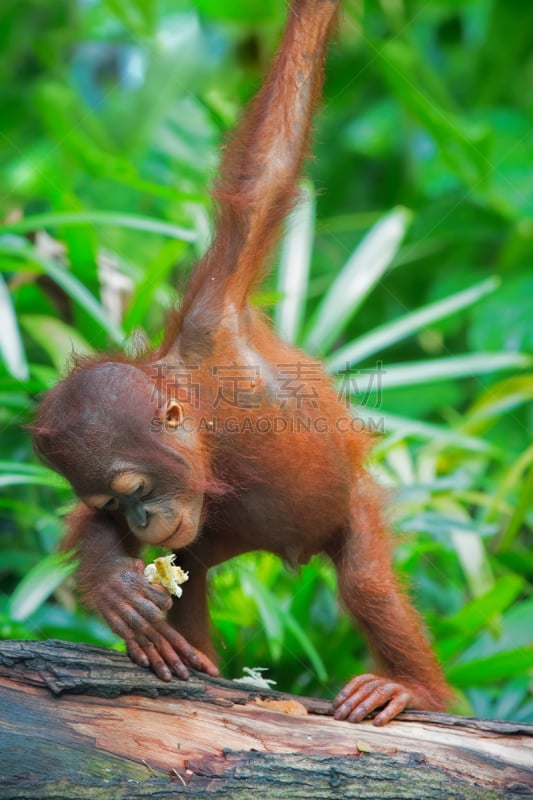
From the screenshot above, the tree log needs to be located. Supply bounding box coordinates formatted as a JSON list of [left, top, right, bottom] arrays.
[[0, 640, 532, 799]]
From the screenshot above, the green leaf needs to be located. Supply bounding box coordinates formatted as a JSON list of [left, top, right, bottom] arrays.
[[447, 646, 533, 687], [374, 39, 492, 190], [122, 239, 187, 332], [8, 553, 76, 622], [439, 575, 524, 662], [0, 240, 123, 344], [240, 571, 284, 660], [20, 315, 94, 372], [0, 273, 29, 380], [305, 208, 411, 355], [1, 212, 197, 243], [191, 0, 279, 22], [30, 364, 61, 390], [470, 275, 533, 353], [450, 528, 494, 598], [240, 569, 327, 679], [466, 375, 533, 429], [275, 181, 315, 344], [102, 0, 156, 35], [327, 277, 499, 372], [490, 444, 533, 552], [284, 611, 327, 682], [357, 352, 532, 390], [359, 410, 495, 454], [0, 462, 69, 490]]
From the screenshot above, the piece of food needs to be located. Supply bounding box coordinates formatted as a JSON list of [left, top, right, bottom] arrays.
[[144, 554, 189, 597], [233, 667, 277, 689]]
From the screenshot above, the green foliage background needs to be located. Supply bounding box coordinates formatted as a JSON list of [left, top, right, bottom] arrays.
[[0, 0, 532, 721]]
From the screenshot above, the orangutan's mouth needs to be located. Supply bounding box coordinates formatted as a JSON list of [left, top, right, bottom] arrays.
[[160, 517, 182, 548]]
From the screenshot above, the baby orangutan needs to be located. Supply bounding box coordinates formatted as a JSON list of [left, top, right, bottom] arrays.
[[32, 0, 450, 725]]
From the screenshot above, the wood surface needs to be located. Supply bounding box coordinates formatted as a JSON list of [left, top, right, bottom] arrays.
[[0, 639, 532, 799]]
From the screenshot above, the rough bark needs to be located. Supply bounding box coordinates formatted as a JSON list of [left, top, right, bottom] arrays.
[[0, 639, 532, 799]]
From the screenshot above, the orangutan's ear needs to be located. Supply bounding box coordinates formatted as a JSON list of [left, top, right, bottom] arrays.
[[160, 399, 184, 429]]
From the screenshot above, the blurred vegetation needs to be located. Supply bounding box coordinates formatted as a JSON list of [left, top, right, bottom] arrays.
[[1, 0, 532, 722]]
